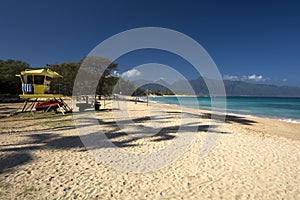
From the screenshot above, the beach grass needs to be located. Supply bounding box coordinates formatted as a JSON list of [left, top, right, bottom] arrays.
[[31, 117, 74, 128], [13, 112, 67, 119]]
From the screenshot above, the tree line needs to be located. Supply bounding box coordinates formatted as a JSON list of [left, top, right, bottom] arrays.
[[0, 59, 30, 96], [0, 57, 145, 99]]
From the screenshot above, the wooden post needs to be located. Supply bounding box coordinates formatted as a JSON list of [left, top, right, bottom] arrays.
[[85, 95, 88, 104], [22, 99, 28, 112], [104, 97, 106, 108], [147, 89, 149, 106]]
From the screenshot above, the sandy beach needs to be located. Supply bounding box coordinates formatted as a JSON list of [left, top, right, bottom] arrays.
[[0, 99, 300, 199]]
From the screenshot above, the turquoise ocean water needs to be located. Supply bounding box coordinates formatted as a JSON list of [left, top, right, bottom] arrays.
[[149, 96, 300, 124]]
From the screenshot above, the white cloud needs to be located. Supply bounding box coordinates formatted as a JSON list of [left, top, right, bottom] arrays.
[[223, 74, 268, 82], [248, 74, 264, 81], [223, 75, 239, 81], [112, 70, 120, 77], [121, 69, 141, 78]]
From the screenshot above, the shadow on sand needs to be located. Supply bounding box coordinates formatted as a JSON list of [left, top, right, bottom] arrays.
[[0, 152, 32, 173], [0, 109, 256, 173]]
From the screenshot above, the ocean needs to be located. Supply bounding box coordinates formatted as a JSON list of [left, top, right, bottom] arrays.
[[149, 96, 300, 124]]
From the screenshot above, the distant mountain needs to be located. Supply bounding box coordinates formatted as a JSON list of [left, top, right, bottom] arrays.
[[223, 80, 300, 97], [133, 79, 172, 91], [132, 77, 300, 97]]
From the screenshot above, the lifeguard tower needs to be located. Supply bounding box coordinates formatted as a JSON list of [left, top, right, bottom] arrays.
[[16, 68, 72, 113]]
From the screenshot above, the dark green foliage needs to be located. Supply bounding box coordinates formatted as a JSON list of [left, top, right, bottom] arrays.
[[50, 62, 81, 95], [0, 57, 140, 98], [49, 56, 119, 96], [0, 59, 30, 95], [146, 88, 175, 96], [133, 87, 146, 96], [64, 56, 119, 96]]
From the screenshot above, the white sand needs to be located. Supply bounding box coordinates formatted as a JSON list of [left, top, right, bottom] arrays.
[[0, 101, 300, 199]]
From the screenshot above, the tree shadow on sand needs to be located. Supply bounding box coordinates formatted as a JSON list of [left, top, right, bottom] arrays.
[[0, 109, 238, 173], [167, 111, 257, 126], [201, 113, 257, 125], [0, 152, 32, 173]]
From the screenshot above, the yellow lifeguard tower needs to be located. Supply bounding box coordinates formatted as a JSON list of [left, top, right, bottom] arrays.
[[16, 68, 72, 113]]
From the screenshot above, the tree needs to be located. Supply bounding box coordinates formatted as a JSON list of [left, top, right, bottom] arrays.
[[50, 56, 119, 96], [0, 59, 30, 95], [0, 56, 130, 98], [50, 62, 80, 95], [114, 78, 145, 96]]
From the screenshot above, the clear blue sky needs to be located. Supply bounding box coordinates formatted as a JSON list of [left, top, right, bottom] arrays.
[[1, 0, 300, 86]]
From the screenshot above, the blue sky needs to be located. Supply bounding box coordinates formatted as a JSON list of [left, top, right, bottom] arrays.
[[1, 0, 300, 86]]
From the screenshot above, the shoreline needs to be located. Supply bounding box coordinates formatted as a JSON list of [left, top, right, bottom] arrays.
[[148, 101, 300, 141], [148, 96, 300, 125], [128, 96, 300, 141]]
